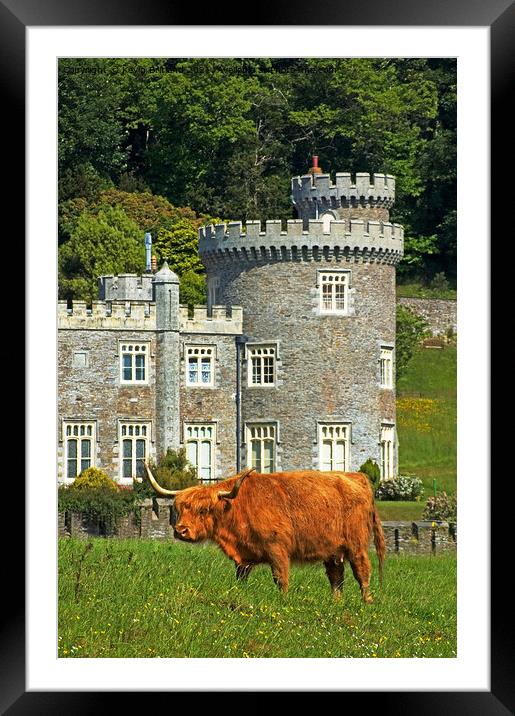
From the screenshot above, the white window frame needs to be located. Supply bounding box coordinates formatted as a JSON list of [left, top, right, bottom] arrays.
[[184, 423, 216, 482], [119, 421, 151, 483], [185, 345, 215, 387], [119, 341, 150, 385], [247, 344, 276, 387], [380, 424, 395, 480], [63, 421, 96, 482], [318, 423, 350, 472], [318, 271, 350, 315], [380, 346, 394, 389], [245, 423, 277, 473]]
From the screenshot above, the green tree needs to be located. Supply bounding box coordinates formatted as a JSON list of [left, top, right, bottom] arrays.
[[59, 206, 145, 302], [59, 60, 129, 179], [396, 305, 429, 379], [58, 57, 456, 283], [179, 270, 207, 307], [152, 218, 205, 275]]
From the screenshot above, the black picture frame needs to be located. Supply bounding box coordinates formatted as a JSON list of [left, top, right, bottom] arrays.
[[8, 0, 511, 712]]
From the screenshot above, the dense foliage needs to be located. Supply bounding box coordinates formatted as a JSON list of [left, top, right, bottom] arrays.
[[395, 306, 430, 379], [59, 450, 200, 527], [67, 467, 119, 492], [58, 467, 138, 531], [132, 448, 200, 501], [58, 57, 456, 303], [58, 486, 140, 532], [359, 458, 381, 490], [375, 475, 424, 502], [422, 492, 457, 524]]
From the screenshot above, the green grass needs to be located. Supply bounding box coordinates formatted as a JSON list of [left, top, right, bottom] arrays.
[[396, 345, 456, 495], [376, 501, 426, 521], [396, 283, 457, 301], [59, 538, 457, 659]]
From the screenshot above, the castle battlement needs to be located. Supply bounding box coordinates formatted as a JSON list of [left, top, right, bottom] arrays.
[[99, 273, 154, 302], [199, 218, 404, 265], [179, 305, 243, 334], [58, 300, 157, 329], [291, 172, 396, 209], [58, 300, 244, 335]]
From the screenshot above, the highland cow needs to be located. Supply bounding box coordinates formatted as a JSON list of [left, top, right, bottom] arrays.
[[145, 464, 385, 602]]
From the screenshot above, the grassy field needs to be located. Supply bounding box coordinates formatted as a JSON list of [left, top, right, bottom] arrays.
[[396, 282, 457, 301], [396, 344, 457, 496], [59, 538, 456, 659], [375, 501, 425, 521]]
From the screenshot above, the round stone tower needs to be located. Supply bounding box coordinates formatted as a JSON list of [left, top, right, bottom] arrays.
[[198, 160, 404, 478]]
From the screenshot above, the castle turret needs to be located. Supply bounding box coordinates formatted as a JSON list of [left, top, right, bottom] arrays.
[[198, 163, 402, 478], [153, 262, 181, 456], [292, 156, 395, 228]]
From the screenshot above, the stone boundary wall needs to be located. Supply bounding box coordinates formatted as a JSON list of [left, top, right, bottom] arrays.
[[397, 297, 457, 336], [58, 504, 456, 555]]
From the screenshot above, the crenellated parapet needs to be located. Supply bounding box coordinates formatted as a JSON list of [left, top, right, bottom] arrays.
[[58, 300, 157, 330], [199, 218, 404, 267], [291, 172, 396, 217], [98, 273, 154, 302], [179, 305, 243, 334]]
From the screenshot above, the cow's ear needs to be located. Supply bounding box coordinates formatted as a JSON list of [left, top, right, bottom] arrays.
[[218, 496, 232, 511]]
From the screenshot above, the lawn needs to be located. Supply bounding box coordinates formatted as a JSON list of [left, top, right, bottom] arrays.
[[376, 501, 425, 521], [59, 538, 457, 659], [396, 282, 457, 301], [396, 344, 457, 496]]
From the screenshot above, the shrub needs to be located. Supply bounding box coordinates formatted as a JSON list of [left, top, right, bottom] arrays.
[[359, 458, 381, 490], [422, 492, 457, 524], [375, 475, 424, 501], [58, 485, 139, 532], [136, 447, 199, 499], [396, 305, 430, 379], [69, 467, 119, 492], [430, 272, 450, 294]]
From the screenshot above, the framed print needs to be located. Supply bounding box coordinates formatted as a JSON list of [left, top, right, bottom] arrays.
[[6, 0, 512, 711]]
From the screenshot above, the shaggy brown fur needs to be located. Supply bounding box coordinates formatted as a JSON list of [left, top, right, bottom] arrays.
[[163, 470, 385, 601]]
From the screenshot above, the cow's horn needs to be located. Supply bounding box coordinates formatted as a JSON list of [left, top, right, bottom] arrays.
[[217, 467, 255, 500], [144, 462, 182, 497]]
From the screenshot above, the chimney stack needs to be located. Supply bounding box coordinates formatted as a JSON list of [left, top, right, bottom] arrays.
[[145, 233, 152, 273], [308, 155, 323, 176]]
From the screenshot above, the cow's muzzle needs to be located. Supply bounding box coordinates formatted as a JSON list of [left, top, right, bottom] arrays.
[[174, 527, 193, 542]]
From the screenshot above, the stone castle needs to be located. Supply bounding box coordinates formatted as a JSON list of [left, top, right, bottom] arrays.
[[58, 159, 404, 485]]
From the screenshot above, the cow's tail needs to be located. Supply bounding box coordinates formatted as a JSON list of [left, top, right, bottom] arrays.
[[372, 504, 386, 586]]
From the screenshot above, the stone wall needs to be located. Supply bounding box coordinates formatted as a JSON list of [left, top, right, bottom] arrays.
[[58, 302, 245, 482], [58, 505, 456, 555], [397, 297, 457, 336], [215, 258, 398, 473], [58, 329, 158, 481], [179, 332, 239, 478]]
